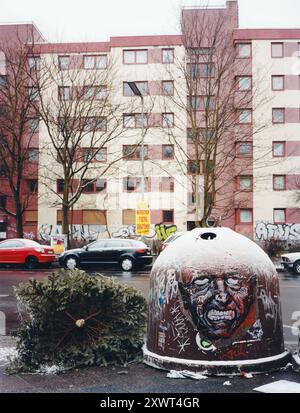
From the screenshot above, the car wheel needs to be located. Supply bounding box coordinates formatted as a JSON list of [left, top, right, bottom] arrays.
[[64, 256, 78, 270], [25, 256, 38, 270], [293, 260, 300, 275], [120, 257, 133, 271]]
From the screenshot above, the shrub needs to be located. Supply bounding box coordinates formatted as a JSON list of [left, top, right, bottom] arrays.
[[261, 237, 285, 257], [9, 269, 147, 373]]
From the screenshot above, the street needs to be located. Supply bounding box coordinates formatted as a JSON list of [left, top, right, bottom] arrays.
[[0, 265, 299, 350], [0, 265, 300, 394]]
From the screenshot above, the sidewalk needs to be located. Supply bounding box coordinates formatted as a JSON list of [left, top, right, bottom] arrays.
[[0, 336, 299, 393]]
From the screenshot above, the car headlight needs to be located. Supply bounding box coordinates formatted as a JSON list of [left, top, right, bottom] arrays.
[[34, 248, 45, 253]]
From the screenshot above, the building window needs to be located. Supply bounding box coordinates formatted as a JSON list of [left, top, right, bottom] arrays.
[[28, 87, 38, 101], [123, 113, 147, 128], [236, 142, 252, 156], [238, 209, 253, 224], [84, 55, 107, 69], [58, 56, 70, 70], [271, 43, 283, 58], [161, 177, 174, 192], [82, 210, 106, 225], [162, 80, 174, 96], [82, 180, 95, 193], [82, 116, 106, 132], [0, 75, 7, 87], [187, 128, 200, 141], [28, 56, 40, 70], [162, 113, 174, 128], [123, 145, 148, 160], [84, 85, 107, 100], [162, 145, 174, 159], [0, 165, 6, 178], [124, 177, 141, 192], [162, 210, 174, 223], [95, 178, 107, 192], [272, 108, 285, 124], [272, 75, 284, 90], [0, 195, 6, 209], [123, 50, 147, 64], [95, 148, 107, 162], [187, 160, 200, 175], [237, 43, 251, 58], [273, 141, 285, 157], [274, 208, 286, 224], [25, 210, 38, 224], [273, 175, 286, 190], [57, 179, 64, 193], [27, 179, 38, 193], [59, 86, 70, 101], [190, 96, 215, 111], [239, 109, 252, 124], [122, 209, 135, 225], [162, 48, 174, 64], [123, 81, 148, 96], [237, 76, 252, 91], [28, 149, 39, 162], [28, 118, 39, 133], [239, 176, 252, 191]]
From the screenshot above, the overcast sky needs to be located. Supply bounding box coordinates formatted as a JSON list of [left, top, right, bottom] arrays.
[[1, 0, 300, 43]]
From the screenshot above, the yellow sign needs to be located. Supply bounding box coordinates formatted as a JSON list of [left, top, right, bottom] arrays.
[[136, 209, 150, 235]]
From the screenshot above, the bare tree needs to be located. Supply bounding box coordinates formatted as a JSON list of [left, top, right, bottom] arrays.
[[160, 5, 270, 228], [34, 50, 153, 245], [0, 28, 40, 237]]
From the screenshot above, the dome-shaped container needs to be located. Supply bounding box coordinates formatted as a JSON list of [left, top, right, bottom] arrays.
[[144, 228, 290, 375]]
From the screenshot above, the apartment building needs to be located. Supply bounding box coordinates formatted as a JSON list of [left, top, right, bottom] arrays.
[[0, 1, 300, 243]]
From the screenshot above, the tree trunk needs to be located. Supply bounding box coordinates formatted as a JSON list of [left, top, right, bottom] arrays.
[[16, 214, 23, 238], [62, 204, 69, 248]]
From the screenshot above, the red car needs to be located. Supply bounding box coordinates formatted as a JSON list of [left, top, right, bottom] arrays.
[[0, 238, 56, 269]]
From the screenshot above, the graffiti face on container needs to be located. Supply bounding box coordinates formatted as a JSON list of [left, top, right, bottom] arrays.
[[178, 267, 255, 340]]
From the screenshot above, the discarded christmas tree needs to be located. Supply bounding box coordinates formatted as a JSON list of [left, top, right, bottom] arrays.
[[9, 269, 147, 373]]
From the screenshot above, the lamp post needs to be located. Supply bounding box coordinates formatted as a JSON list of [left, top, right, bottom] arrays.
[[126, 82, 145, 202]]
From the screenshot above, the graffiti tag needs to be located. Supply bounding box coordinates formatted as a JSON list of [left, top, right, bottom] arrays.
[[258, 289, 279, 329], [112, 224, 155, 239], [39, 224, 106, 242], [155, 223, 177, 241], [255, 222, 300, 241]]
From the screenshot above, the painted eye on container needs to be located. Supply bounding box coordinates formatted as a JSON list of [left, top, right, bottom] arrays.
[[193, 278, 210, 287], [227, 277, 240, 287]]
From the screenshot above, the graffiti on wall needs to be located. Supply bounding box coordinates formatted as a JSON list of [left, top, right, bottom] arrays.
[[39, 224, 106, 242], [112, 224, 156, 239], [255, 222, 300, 241], [155, 223, 177, 241]]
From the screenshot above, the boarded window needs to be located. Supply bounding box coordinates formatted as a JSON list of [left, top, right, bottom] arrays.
[[82, 210, 106, 225], [122, 209, 136, 225], [25, 210, 38, 223]]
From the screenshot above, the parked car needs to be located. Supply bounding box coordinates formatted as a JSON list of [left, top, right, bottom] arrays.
[[0, 238, 56, 269], [160, 232, 186, 252], [58, 238, 153, 271], [281, 252, 300, 274]]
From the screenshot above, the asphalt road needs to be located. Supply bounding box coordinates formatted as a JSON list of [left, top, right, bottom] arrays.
[[0, 265, 299, 350]]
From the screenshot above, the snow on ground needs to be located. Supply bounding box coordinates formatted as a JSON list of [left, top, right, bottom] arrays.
[[167, 370, 208, 379], [0, 347, 17, 365], [254, 380, 300, 393]]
